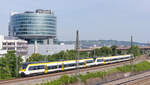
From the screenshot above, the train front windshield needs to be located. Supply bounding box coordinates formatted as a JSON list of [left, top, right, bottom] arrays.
[[21, 63, 28, 69]]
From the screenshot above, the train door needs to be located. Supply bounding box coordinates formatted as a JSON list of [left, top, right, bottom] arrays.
[[62, 62, 64, 71], [44, 65, 48, 74], [84, 60, 87, 68], [118, 58, 120, 62], [111, 59, 112, 63], [103, 58, 105, 64]]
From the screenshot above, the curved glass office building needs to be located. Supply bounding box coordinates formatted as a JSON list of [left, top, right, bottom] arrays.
[[9, 9, 56, 44]]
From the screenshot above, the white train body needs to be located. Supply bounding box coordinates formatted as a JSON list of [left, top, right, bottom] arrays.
[[19, 55, 133, 77]]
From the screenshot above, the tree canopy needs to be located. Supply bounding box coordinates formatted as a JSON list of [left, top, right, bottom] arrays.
[[0, 51, 23, 79], [127, 45, 141, 57]]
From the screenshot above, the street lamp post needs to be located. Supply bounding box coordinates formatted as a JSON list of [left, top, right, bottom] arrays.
[[16, 53, 18, 77], [75, 30, 80, 76], [130, 36, 134, 72]]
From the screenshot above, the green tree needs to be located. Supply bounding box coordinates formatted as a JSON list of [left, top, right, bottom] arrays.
[[95, 48, 101, 56], [0, 50, 23, 79], [67, 50, 77, 59], [4, 51, 23, 77], [90, 46, 113, 57], [128, 46, 141, 57], [80, 52, 88, 58], [27, 53, 47, 62], [111, 45, 118, 56], [100, 46, 112, 56], [0, 57, 11, 79], [48, 50, 77, 61]]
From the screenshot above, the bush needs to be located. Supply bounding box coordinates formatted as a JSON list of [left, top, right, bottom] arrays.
[[79, 71, 107, 83], [133, 61, 150, 72], [69, 76, 78, 83], [117, 65, 131, 72], [41, 75, 78, 85], [117, 61, 150, 72]]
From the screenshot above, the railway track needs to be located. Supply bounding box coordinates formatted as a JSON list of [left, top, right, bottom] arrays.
[[120, 74, 150, 85], [101, 69, 150, 85], [130, 76, 150, 85], [0, 55, 146, 85]]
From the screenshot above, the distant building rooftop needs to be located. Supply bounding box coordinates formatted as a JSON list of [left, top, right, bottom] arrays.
[[11, 9, 53, 16], [4, 36, 20, 40], [24, 9, 52, 14], [79, 46, 150, 52]]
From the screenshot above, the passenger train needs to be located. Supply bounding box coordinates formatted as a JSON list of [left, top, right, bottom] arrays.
[[19, 55, 133, 77]]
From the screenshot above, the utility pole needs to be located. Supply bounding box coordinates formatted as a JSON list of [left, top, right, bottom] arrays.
[[130, 35, 134, 72], [16, 55, 18, 77], [93, 45, 96, 57], [94, 49, 95, 57], [76, 30, 80, 76], [46, 50, 50, 62], [34, 40, 38, 54]]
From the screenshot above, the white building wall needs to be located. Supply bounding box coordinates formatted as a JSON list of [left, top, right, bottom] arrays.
[[28, 44, 75, 56], [0, 35, 4, 49], [0, 50, 7, 57]]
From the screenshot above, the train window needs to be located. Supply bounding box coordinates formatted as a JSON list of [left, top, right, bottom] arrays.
[[64, 64, 70, 67], [64, 63, 76, 67], [28, 65, 44, 70], [79, 62, 84, 65], [71, 63, 76, 66], [48, 66, 50, 69], [59, 65, 62, 68], [70, 63, 76, 66], [37, 65, 44, 69], [52, 66, 57, 69], [28, 66, 36, 70], [125, 57, 129, 59], [97, 59, 103, 62], [64, 64, 68, 67], [48, 65, 57, 70], [86, 60, 93, 63], [120, 57, 127, 60], [21, 63, 28, 69], [105, 59, 110, 62], [112, 58, 118, 61]]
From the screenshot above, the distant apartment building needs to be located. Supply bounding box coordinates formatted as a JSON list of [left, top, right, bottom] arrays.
[[9, 9, 57, 44], [28, 44, 75, 56], [0, 35, 28, 56]]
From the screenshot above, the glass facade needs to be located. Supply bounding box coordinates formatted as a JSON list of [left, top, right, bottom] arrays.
[[9, 10, 56, 44]]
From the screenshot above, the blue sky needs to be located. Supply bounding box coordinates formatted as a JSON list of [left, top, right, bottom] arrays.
[[0, 0, 150, 42]]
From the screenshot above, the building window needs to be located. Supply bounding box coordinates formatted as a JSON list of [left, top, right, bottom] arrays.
[[7, 43, 15, 45], [3, 43, 6, 45], [3, 47, 6, 50], [8, 43, 11, 45], [8, 48, 15, 50]]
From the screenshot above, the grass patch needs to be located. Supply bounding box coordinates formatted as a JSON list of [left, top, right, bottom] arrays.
[[40, 75, 77, 85], [116, 61, 150, 72], [106, 68, 119, 74], [79, 71, 107, 83]]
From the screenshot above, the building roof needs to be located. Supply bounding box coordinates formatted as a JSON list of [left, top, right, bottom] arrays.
[[4, 36, 19, 40], [11, 9, 54, 16]]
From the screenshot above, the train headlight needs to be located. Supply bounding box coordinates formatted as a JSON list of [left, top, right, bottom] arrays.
[[19, 69, 25, 74]]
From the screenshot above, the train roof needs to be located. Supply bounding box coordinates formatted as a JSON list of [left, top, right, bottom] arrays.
[[96, 55, 131, 59], [23, 55, 131, 66], [23, 61, 50, 64], [24, 58, 94, 66]]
